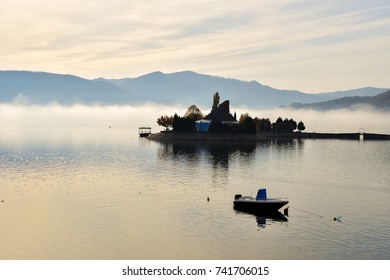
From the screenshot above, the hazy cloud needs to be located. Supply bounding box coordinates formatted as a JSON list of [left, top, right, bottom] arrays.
[[0, 103, 182, 127], [1, 104, 389, 134], [1, 0, 389, 92]]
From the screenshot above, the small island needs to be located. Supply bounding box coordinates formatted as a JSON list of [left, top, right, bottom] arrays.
[[148, 92, 390, 141]]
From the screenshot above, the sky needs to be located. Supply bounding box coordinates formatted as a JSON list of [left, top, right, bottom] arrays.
[[1, 0, 389, 93]]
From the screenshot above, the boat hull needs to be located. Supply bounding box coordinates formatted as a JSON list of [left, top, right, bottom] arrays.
[[233, 199, 288, 214]]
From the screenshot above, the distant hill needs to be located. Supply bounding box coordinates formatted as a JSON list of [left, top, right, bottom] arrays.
[[100, 71, 319, 108], [0, 71, 134, 104], [319, 87, 389, 99], [0, 70, 388, 108], [291, 90, 390, 111], [99, 71, 388, 108]]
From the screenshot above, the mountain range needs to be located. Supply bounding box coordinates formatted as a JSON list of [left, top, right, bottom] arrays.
[[291, 90, 390, 111], [0, 70, 388, 110]]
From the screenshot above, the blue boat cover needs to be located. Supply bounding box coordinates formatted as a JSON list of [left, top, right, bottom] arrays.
[[256, 188, 267, 200]]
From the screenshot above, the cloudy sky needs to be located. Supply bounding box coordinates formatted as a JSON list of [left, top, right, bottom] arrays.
[[1, 0, 389, 92]]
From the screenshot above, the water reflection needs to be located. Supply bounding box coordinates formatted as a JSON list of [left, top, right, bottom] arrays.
[[269, 138, 304, 149], [234, 208, 288, 229], [156, 141, 257, 169], [156, 142, 202, 169], [2, 123, 390, 259]]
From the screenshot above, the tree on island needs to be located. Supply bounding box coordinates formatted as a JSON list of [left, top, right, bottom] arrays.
[[287, 118, 297, 132], [254, 118, 272, 132], [239, 113, 249, 123], [172, 113, 196, 132], [239, 113, 256, 134], [272, 117, 297, 132], [298, 121, 306, 132], [157, 115, 174, 130], [212, 92, 220, 110], [158, 105, 203, 132], [184, 105, 204, 121]]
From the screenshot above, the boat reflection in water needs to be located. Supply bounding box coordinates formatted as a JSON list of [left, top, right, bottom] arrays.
[[234, 207, 288, 229]]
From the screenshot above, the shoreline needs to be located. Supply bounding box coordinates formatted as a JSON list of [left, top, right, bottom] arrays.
[[147, 131, 390, 141]]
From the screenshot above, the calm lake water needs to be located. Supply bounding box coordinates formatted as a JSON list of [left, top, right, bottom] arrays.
[[0, 123, 389, 260]]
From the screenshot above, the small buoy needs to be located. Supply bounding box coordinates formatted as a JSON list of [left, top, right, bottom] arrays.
[[207, 197, 210, 202], [333, 216, 342, 222], [109, 126, 111, 128], [283, 206, 289, 216]]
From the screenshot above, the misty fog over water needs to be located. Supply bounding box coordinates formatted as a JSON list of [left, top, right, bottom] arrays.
[[1, 104, 389, 134]]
